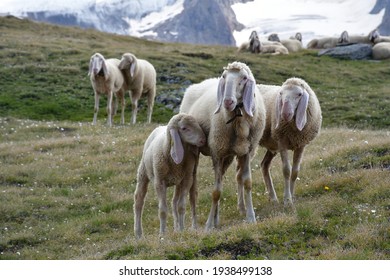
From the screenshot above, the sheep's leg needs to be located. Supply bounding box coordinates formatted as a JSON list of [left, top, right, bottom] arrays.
[[174, 177, 193, 232], [130, 95, 138, 125], [93, 93, 99, 125], [147, 89, 155, 123], [205, 159, 224, 231], [261, 150, 278, 202], [133, 166, 149, 239], [236, 154, 256, 223], [189, 155, 200, 229], [117, 90, 125, 125], [106, 91, 113, 127], [205, 157, 232, 230], [280, 149, 293, 207], [290, 147, 305, 199], [155, 180, 168, 235]]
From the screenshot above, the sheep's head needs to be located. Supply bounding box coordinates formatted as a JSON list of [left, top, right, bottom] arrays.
[[119, 53, 137, 77], [368, 29, 380, 43], [339, 30, 349, 44], [215, 62, 256, 118], [168, 114, 206, 164], [276, 78, 310, 131], [295, 32, 302, 42], [268, 33, 281, 42], [88, 53, 108, 79], [249, 30, 259, 41]]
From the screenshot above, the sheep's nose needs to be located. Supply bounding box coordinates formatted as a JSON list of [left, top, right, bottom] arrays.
[[199, 138, 206, 146], [224, 99, 235, 110]]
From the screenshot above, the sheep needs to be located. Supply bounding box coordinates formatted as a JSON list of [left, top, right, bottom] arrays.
[[260, 40, 289, 55], [133, 113, 206, 238], [268, 33, 303, 53], [88, 53, 126, 127], [341, 29, 379, 45], [180, 61, 266, 230], [118, 53, 156, 124], [257, 77, 322, 207], [237, 30, 285, 54], [372, 42, 390, 60], [237, 30, 260, 53], [306, 31, 348, 49]]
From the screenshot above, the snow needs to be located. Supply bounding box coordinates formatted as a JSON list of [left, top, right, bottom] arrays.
[[232, 0, 384, 47], [0, 0, 91, 13], [125, 0, 184, 38]]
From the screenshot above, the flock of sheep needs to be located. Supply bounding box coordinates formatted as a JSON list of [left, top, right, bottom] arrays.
[[238, 29, 390, 59], [88, 52, 323, 238]]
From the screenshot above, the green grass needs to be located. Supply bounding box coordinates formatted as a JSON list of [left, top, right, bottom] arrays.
[[0, 16, 389, 260]]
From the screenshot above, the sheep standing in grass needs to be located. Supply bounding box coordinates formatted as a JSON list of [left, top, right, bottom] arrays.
[[134, 113, 206, 238], [119, 53, 156, 124], [257, 78, 322, 207], [180, 62, 266, 230], [88, 53, 126, 127]]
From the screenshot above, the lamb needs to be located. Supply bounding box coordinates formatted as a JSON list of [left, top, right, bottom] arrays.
[[257, 77, 322, 207], [372, 42, 390, 60], [180, 62, 266, 230], [133, 113, 206, 238], [118, 53, 156, 124], [268, 33, 303, 53], [259, 41, 289, 55], [88, 53, 126, 127]]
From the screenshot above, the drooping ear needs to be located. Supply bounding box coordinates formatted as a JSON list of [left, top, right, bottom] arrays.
[[130, 59, 137, 77], [102, 60, 109, 80], [275, 93, 282, 129], [214, 76, 225, 114], [170, 128, 184, 164], [88, 58, 93, 76], [243, 78, 255, 117], [295, 89, 309, 131]]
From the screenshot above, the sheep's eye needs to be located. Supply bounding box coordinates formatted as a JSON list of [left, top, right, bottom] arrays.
[[279, 92, 283, 95], [298, 93, 302, 97], [243, 76, 247, 80], [181, 127, 188, 131]]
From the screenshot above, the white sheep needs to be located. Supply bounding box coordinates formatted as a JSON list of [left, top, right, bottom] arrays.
[[268, 33, 303, 53], [307, 31, 348, 49], [88, 53, 126, 127], [180, 62, 266, 230], [341, 29, 379, 45], [257, 77, 322, 207], [372, 42, 390, 60], [260, 41, 289, 55], [134, 113, 206, 238], [118, 53, 156, 124]]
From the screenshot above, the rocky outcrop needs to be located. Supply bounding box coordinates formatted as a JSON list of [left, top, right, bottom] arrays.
[[318, 43, 373, 60]]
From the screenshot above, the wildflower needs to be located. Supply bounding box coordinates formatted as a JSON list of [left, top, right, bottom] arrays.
[[324, 186, 330, 191]]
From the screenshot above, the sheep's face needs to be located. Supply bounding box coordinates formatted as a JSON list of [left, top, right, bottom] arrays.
[[89, 54, 105, 76], [177, 117, 206, 148], [276, 84, 309, 131]]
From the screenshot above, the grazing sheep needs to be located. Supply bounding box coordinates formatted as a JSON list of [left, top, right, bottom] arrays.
[[134, 113, 206, 238], [372, 42, 390, 60], [257, 78, 322, 207], [118, 53, 156, 124], [268, 33, 303, 53], [88, 53, 126, 127], [341, 29, 379, 45], [180, 62, 266, 230]]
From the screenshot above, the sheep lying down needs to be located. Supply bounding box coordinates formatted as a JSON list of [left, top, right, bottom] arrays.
[[134, 113, 206, 238]]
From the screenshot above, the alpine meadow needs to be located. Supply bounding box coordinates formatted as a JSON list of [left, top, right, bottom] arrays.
[[0, 16, 389, 260]]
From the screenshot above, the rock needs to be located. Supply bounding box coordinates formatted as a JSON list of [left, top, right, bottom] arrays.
[[318, 43, 373, 60]]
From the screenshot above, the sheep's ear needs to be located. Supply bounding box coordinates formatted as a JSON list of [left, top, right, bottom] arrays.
[[214, 77, 225, 114], [102, 60, 109, 80], [170, 128, 184, 164], [88, 58, 93, 76], [130, 61, 136, 77], [295, 89, 309, 131], [275, 93, 282, 129], [243, 78, 255, 117]]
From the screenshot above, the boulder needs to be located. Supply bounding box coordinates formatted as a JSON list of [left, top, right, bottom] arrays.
[[318, 43, 373, 60]]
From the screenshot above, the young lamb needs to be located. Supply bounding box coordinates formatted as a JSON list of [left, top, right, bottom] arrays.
[[257, 77, 322, 207], [180, 62, 266, 230], [88, 53, 126, 127], [118, 53, 156, 124], [134, 113, 206, 238]]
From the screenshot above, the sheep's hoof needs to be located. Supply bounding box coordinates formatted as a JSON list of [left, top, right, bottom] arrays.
[[283, 199, 296, 212]]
